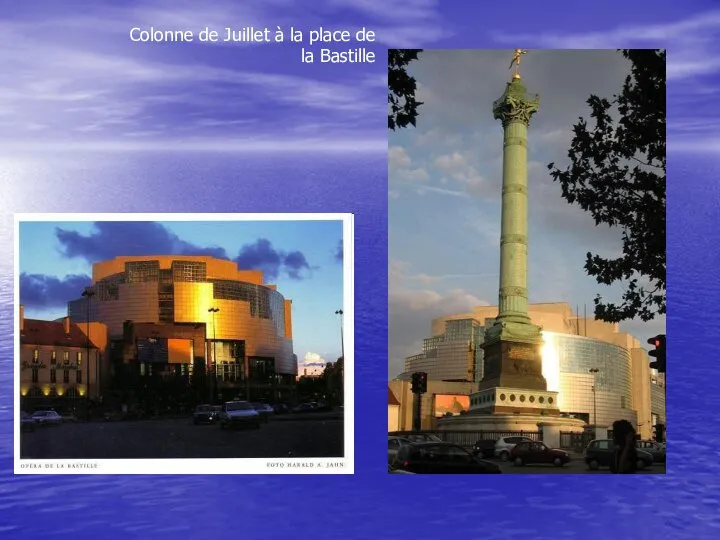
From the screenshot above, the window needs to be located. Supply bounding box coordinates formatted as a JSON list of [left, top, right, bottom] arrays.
[[434, 445, 473, 463], [63, 370, 69, 384], [31, 368, 39, 383], [33, 349, 39, 362], [51, 351, 57, 365], [594, 440, 611, 450], [76, 369, 82, 383], [63, 351, 69, 363], [50, 369, 56, 383], [77, 351, 82, 366]]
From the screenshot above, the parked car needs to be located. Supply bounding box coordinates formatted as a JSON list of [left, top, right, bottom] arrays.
[[31, 410, 63, 425], [510, 441, 571, 467], [251, 402, 274, 422], [636, 440, 666, 463], [388, 436, 411, 465], [585, 439, 654, 471], [272, 403, 290, 415], [392, 442, 502, 474], [219, 401, 261, 430], [472, 439, 498, 459], [292, 403, 316, 413], [495, 436, 535, 461], [193, 404, 221, 425], [20, 411, 36, 432], [403, 433, 443, 443]]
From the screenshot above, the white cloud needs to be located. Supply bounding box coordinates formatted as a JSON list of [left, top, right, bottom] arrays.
[[389, 146, 412, 170], [388, 259, 490, 377], [396, 167, 430, 182]]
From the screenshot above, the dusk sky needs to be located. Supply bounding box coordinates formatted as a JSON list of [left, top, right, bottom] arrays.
[[389, 49, 667, 378], [18, 219, 345, 372]]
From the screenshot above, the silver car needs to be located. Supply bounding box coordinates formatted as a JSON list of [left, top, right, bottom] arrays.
[[220, 401, 261, 430], [31, 410, 63, 425], [495, 436, 534, 461]]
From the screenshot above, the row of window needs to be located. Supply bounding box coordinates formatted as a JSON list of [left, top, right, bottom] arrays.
[[30, 350, 82, 365], [24, 387, 81, 398], [30, 368, 81, 384], [471, 393, 554, 406]]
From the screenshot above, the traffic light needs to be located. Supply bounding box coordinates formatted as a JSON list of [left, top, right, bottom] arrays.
[[411, 371, 427, 394], [647, 334, 666, 373]]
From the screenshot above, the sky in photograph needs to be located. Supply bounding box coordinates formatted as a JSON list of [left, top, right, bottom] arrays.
[[18, 219, 344, 372], [388, 49, 666, 378]]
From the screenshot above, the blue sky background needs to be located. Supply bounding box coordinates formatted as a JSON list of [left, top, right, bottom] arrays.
[[2, 0, 720, 538], [388, 49, 667, 377], [18, 219, 344, 370]]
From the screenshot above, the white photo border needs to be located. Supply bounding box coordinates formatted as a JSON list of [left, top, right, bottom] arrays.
[[14, 212, 354, 475]]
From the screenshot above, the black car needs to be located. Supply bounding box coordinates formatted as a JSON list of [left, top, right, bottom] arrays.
[[392, 442, 502, 474], [193, 404, 221, 425], [585, 439, 654, 471], [472, 439, 498, 459]]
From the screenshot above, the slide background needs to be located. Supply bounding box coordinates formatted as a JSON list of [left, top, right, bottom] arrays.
[[1, 1, 718, 538]]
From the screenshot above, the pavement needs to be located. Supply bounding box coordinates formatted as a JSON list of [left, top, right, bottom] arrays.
[[496, 458, 666, 474], [20, 415, 344, 460]]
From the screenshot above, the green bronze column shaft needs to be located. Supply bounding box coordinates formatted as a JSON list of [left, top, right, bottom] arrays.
[[492, 76, 539, 326]]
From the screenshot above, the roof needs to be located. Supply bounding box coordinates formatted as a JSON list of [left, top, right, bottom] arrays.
[[20, 319, 98, 349], [388, 387, 401, 406]]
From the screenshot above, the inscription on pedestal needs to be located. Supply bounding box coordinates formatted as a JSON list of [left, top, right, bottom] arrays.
[[508, 345, 534, 361], [480, 339, 547, 392]]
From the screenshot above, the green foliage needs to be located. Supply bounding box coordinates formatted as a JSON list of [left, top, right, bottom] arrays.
[[388, 49, 423, 130], [548, 49, 666, 323]]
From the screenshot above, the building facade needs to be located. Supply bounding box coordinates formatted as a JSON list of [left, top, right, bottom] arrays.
[[396, 303, 664, 439], [19, 306, 106, 414], [67, 255, 296, 404]]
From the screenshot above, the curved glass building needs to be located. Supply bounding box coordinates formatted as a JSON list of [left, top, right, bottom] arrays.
[[396, 303, 661, 438], [68, 256, 296, 402]]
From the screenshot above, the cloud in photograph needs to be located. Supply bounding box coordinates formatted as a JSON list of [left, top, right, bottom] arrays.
[[20, 273, 92, 309], [235, 238, 312, 281], [54, 222, 314, 281], [334, 239, 343, 263]]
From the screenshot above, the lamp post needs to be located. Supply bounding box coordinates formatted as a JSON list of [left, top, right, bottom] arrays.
[[589, 368, 599, 438], [334, 309, 344, 360], [81, 288, 94, 421], [208, 307, 220, 404]]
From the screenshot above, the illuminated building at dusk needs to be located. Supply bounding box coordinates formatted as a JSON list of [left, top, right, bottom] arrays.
[[66, 255, 296, 403], [393, 303, 665, 439], [18, 305, 107, 413]]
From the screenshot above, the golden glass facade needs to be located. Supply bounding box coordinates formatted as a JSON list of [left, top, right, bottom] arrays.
[[69, 255, 295, 376]]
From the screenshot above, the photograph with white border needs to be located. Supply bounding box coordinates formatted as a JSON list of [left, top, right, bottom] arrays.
[[15, 213, 354, 475]]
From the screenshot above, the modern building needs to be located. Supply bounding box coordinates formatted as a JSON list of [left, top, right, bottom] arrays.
[[19, 305, 107, 414], [394, 303, 665, 439], [66, 255, 296, 404], [388, 387, 401, 432]]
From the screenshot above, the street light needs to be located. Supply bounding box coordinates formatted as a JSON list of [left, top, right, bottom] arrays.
[[334, 309, 344, 359], [81, 288, 95, 421], [208, 307, 220, 404], [589, 368, 599, 438]]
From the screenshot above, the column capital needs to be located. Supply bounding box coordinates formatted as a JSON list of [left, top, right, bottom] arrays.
[[493, 78, 539, 127]]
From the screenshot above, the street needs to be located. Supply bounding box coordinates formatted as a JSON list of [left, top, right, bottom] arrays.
[[495, 458, 666, 474], [20, 415, 344, 459]]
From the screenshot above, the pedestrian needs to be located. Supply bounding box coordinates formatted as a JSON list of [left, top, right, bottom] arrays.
[[611, 419, 638, 473]]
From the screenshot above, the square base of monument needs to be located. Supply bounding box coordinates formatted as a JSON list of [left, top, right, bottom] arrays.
[[469, 387, 560, 417], [478, 335, 548, 392]]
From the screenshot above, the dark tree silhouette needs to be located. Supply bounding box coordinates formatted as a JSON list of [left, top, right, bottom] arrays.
[[548, 49, 666, 323], [388, 49, 423, 130]]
